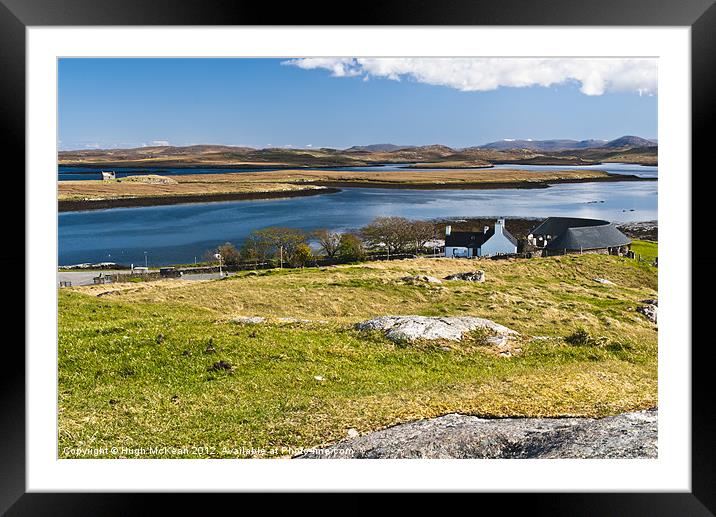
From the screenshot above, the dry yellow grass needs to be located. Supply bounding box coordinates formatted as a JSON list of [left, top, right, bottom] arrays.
[[59, 168, 614, 202], [602, 154, 658, 165], [58, 175, 322, 201], [404, 160, 492, 168], [73, 277, 213, 297], [59, 255, 657, 457], [241, 168, 613, 185], [74, 256, 657, 335]]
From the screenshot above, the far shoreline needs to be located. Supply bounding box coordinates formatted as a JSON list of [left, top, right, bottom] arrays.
[[309, 173, 655, 190], [58, 159, 657, 174], [58, 174, 655, 212], [58, 187, 341, 212]]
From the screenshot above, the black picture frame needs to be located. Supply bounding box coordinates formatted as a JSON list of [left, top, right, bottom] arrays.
[[2, 0, 712, 512]]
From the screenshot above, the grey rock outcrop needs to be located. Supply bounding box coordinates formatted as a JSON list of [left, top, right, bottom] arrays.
[[484, 335, 509, 347], [444, 270, 485, 282], [231, 316, 266, 324], [592, 278, 615, 285], [401, 275, 443, 284], [356, 316, 518, 342], [637, 299, 658, 324], [299, 409, 657, 459]]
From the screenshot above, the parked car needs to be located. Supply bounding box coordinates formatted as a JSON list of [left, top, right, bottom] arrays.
[[160, 267, 183, 278]]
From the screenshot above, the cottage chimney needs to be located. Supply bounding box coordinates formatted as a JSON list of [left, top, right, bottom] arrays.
[[445, 225, 452, 236], [495, 218, 505, 234]]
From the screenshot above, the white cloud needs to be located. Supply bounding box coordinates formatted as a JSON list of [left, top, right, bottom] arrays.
[[287, 57, 361, 78], [152, 140, 170, 146], [283, 57, 657, 96]]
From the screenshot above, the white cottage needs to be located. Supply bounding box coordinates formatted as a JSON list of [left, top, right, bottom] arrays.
[[444, 218, 518, 258]]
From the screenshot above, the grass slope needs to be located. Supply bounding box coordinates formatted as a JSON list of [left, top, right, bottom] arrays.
[[59, 255, 657, 458], [630, 240, 658, 263]]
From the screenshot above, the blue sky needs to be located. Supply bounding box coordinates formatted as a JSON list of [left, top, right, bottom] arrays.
[[58, 58, 657, 150]]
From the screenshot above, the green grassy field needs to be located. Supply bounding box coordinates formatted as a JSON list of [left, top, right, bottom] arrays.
[[630, 239, 658, 263], [58, 255, 657, 458]]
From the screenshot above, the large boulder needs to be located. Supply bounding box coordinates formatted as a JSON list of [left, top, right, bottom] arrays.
[[298, 409, 657, 459], [637, 300, 657, 324], [444, 270, 485, 282], [356, 316, 517, 342]]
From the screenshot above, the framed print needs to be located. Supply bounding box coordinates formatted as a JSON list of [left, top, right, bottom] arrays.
[[3, 0, 714, 512]]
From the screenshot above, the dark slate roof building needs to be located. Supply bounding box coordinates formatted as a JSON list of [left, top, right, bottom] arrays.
[[528, 217, 631, 253], [445, 231, 492, 249], [444, 219, 518, 257]]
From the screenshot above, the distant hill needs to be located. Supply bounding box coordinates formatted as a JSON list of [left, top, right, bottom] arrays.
[[62, 144, 256, 158], [479, 139, 607, 151], [478, 136, 655, 151], [346, 144, 414, 152], [58, 137, 657, 168], [602, 136, 657, 148], [410, 144, 456, 155], [478, 139, 606, 151]]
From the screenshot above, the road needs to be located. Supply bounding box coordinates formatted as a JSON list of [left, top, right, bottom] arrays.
[[58, 271, 231, 287], [58, 270, 125, 287]]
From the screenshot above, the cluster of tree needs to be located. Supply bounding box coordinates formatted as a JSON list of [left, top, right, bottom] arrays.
[[207, 226, 366, 269], [239, 226, 311, 267], [206, 217, 438, 269], [312, 217, 437, 260], [360, 217, 438, 255], [313, 229, 366, 262]]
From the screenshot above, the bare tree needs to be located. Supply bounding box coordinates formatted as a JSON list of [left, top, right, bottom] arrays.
[[242, 226, 308, 267], [240, 233, 272, 266], [360, 217, 412, 255], [313, 228, 342, 258], [406, 220, 437, 254]]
